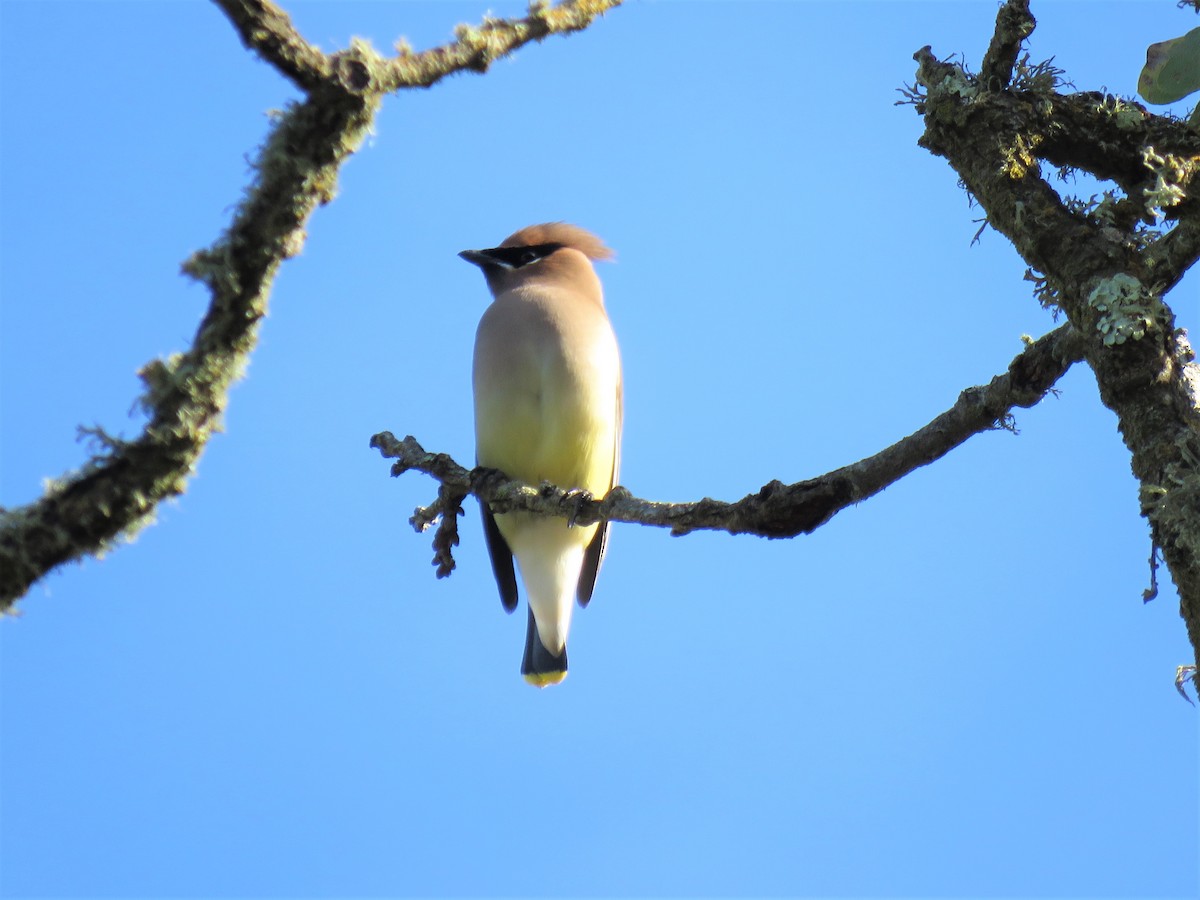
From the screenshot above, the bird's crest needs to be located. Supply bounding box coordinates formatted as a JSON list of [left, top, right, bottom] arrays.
[[499, 222, 614, 261]]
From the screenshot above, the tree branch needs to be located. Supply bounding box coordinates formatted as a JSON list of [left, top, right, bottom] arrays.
[[911, 0, 1200, 669], [980, 0, 1034, 90], [0, 0, 622, 610], [371, 325, 1084, 574], [1146, 217, 1200, 292], [382, 0, 624, 90], [0, 63, 379, 613], [211, 0, 330, 90]]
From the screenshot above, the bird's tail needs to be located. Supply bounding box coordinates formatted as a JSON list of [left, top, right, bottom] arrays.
[[521, 606, 567, 687]]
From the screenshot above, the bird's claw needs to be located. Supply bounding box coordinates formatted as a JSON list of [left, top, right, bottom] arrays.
[[564, 488, 594, 528], [470, 466, 509, 498]]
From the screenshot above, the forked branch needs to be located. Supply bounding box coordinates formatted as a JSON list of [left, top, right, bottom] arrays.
[[0, 0, 622, 610], [912, 0, 1200, 667]]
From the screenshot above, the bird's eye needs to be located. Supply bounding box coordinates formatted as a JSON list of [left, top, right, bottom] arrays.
[[519, 249, 539, 265]]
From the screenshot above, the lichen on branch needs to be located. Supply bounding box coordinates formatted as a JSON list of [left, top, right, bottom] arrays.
[[910, 0, 1200, 670]]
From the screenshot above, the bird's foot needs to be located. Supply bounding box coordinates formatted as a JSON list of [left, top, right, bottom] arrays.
[[470, 466, 510, 497], [563, 487, 594, 528]]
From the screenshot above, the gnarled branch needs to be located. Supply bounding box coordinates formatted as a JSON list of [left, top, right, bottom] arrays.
[[912, 0, 1200, 668]]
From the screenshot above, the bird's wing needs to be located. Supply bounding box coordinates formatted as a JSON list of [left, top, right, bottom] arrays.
[[480, 493, 519, 613], [577, 374, 622, 608]]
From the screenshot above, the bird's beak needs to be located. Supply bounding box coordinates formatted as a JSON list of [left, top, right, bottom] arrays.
[[459, 248, 496, 269]]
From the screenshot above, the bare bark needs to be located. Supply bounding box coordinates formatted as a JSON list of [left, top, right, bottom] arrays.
[[0, 0, 623, 610], [371, 324, 1085, 575]]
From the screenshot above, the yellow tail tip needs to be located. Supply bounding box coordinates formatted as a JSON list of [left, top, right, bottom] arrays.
[[523, 670, 568, 688]]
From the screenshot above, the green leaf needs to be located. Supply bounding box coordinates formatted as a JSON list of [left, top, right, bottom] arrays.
[[1139, 27, 1200, 104]]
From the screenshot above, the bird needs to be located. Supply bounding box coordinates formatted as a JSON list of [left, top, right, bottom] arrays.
[[461, 223, 622, 687]]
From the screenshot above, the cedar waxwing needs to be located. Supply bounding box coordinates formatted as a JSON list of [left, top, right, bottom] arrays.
[[461, 223, 622, 687]]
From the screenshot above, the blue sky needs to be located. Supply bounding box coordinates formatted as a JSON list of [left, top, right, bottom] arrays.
[[1, 1, 1198, 897]]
